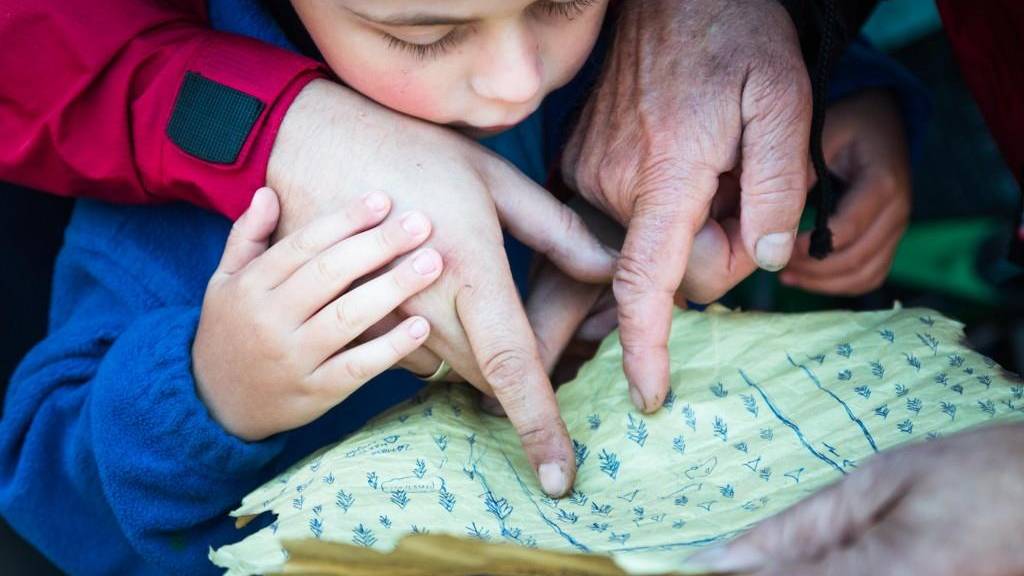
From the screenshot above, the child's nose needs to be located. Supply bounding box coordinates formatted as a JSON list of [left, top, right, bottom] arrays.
[[470, 24, 542, 105]]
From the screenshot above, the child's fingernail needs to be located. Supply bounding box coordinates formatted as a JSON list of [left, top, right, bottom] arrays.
[[363, 191, 390, 213], [407, 318, 429, 339], [401, 212, 430, 237], [412, 250, 440, 275], [538, 462, 568, 497], [755, 231, 795, 272], [629, 386, 646, 411]]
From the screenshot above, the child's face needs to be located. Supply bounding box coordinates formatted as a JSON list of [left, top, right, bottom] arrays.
[[291, 0, 609, 137]]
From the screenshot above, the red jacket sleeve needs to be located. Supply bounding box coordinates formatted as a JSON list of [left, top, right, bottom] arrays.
[[0, 0, 327, 218]]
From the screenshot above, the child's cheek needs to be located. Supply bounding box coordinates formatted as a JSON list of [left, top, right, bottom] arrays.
[[342, 66, 451, 125]]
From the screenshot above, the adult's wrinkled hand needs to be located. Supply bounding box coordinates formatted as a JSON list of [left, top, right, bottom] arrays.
[[689, 423, 1024, 576], [562, 0, 812, 412], [267, 80, 617, 496]]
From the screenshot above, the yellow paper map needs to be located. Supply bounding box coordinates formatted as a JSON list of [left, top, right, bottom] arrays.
[[210, 305, 1024, 575]]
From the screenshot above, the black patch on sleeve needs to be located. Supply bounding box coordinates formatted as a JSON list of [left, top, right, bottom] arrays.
[[166, 72, 265, 164]]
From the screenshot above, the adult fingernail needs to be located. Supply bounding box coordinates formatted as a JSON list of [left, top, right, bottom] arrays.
[[688, 544, 765, 573], [401, 212, 430, 236], [756, 231, 795, 272], [412, 250, 440, 275], [363, 191, 389, 213], [407, 318, 428, 339], [629, 386, 646, 412], [538, 462, 568, 497]]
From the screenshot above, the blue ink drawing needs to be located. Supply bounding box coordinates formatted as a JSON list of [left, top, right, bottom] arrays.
[[390, 489, 409, 509], [335, 490, 354, 513], [743, 456, 761, 473], [741, 394, 758, 417], [951, 383, 964, 395], [948, 354, 964, 368], [663, 388, 677, 410], [906, 397, 923, 415], [433, 434, 448, 452], [855, 385, 871, 399], [466, 522, 491, 541], [917, 333, 939, 355], [837, 343, 853, 358], [759, 467, 772, 482], [697, 501, 715, 512], [569, 489, 588, 507], [379, 515, 391, 529], [978, 400, 996, 418], [720, 485, 735, 498], [682, 404, 697, 431], [437, 485, 456, 513], [838, 369, 853, 381], [904, 353, 921, 372], [591, 502, 612, 516], [712, 416, 728, 442], [626, 414, 649, 447], [411, 525, 429, 534], [367, 472, 379, 490], [935, 372, 949, 386], [484, 491, 513, 521], [556, 509, 579, 524], [978, 375, 992, 389], [870, 361, 885, 379], [784, 467, 804, 483], [322, 472, 335, 485], [413, 459, 427, 479], [673, 495, 688, 506], [590, 523, 609, 533], [292, 495, 304, 510], [599, 449, 621, 480], [309, 517, 324, 539], [897, 419, 914, 434], [609, 532, 630, 545], [672, 435, 686, 455], [573, 439, 589, 468], [759, 428, 774, 441], [733, 441, 747, 453], [808, 353, 826, 365], [940, 401, 957, 421], [875, 404, 890, 419], [587, 414, 601, 430], [919, 315, 935, 326], [352, 524, 376, 548], [710, 382, 728, 398], [895, 383, 909, 397], [879, 329, 895, 343]]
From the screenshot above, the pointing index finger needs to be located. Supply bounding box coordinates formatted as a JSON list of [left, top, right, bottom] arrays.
[[454, 256, 576, 497]]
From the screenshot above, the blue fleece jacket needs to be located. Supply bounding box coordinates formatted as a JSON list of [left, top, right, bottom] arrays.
[[0, 5, 928, 574]]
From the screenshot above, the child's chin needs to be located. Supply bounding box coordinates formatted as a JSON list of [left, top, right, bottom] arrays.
[[453, 124, 515, 140]]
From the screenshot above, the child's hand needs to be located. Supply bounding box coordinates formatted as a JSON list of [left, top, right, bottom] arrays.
[[780, 89, 911, 295], [192, 188, 443, 441]]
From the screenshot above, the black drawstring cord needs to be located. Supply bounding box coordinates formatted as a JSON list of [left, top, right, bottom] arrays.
[[808, 0, 839, 259]]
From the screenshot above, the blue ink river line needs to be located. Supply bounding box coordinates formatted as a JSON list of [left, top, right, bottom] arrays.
[[739, 370, 847, 475], [787, 354, 879, 453]]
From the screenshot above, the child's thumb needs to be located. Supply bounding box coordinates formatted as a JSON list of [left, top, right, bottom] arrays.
[[217, 187, 281, 275]]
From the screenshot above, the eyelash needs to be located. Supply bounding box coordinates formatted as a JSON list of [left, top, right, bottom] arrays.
[[382, 0, 598, 60]]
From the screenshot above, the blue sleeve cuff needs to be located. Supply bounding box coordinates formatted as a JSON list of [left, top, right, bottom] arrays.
[[828, 37, 932, 165], [90, 307, 285, 482]]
